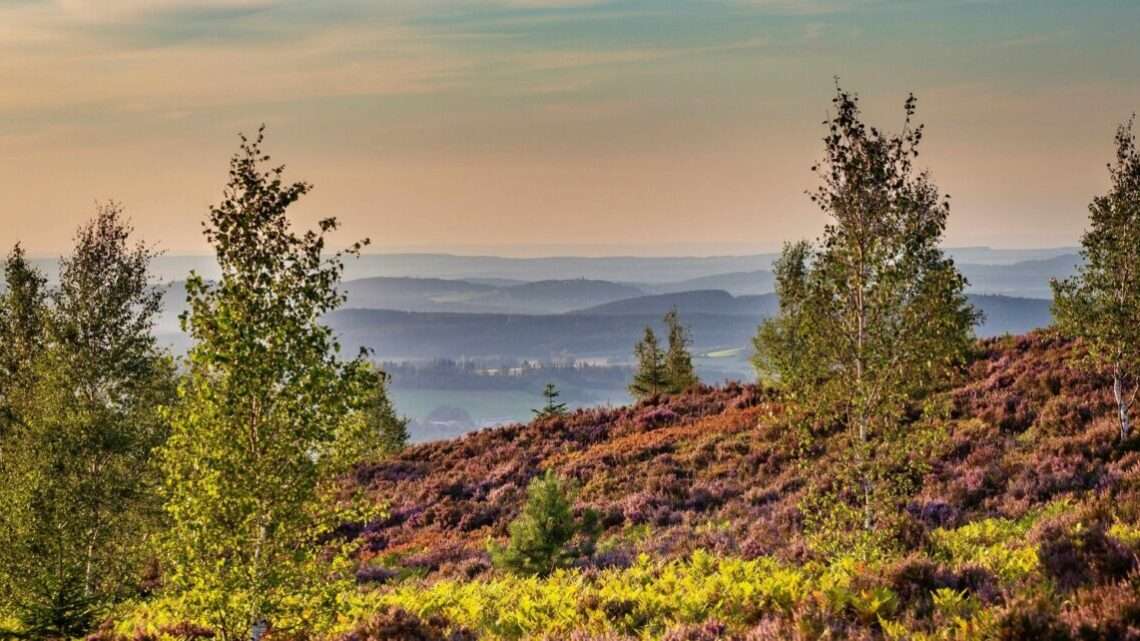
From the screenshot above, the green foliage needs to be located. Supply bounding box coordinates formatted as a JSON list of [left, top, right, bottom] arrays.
[[629, 326, 668, 399], [364, 551, 903, 640], [753, 85, 979, 536], [1108, 519, 1140, 550], [629, 311, 698, 399], [928, 504, 1070, 583], [1052, 117, 1140, 441], [533, 383, 569, 420], [0, 205, 175, 638], [0, 244, 46, 438], [801, 496, 899, 561], [10, 576, 99, 641], [489, 470, 598, 577], [158, 129, 384, 640], [804, 415, 945, 559], [663, 309, 698, 394], [931, 588, 980, 620], [111, 543, 1086, 641], [752, 240, 811, 386], [330, 367, 409, 470]]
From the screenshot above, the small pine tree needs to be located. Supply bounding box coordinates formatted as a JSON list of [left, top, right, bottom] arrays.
[[629, 326, 668, 399], [488, 470, 597, 577], [663, 308, 699, 393], [1053, 118, 1140, 442], [533, 383, 568, 419]]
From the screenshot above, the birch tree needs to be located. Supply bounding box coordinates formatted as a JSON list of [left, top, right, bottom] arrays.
[[1053, 118, 1140, 442], [160, 129, 382, 640], [0, 207, 173, 638], [754, 86, 978, 535]]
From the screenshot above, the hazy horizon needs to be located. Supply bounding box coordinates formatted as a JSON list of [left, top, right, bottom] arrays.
[[13, 242, 1080, 261]]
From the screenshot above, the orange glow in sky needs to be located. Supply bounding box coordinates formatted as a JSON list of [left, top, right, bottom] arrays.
[[2, 1, 1138, 254]]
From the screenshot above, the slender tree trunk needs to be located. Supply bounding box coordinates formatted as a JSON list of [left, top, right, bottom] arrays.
[[1114, 369, 1132, 441], [250, 518, 267, 641], [854, 242, 873, 533], [84, 535, 95, 599], [855, 315, 874, 531], [84, 456, 100, 600], [858, 405, 873, 532], [248, 400, 268, 641]]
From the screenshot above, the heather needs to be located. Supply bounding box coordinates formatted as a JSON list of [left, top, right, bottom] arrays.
[[348, 332, 1140, 575], [346, 333, 1139, 640]]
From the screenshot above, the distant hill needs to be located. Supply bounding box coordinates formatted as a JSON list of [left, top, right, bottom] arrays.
[[471, 279, 645, 313], [461, 277, 529, 288], [573, 290, 776, 317], [342, 277, 644, 314], [60, 251, 1066, 361], [634, 253, 1082, 299], [10, 248, 1079, 296], [648, 270, 775, 296], [944, 246, 1078, 264], [959, 254, 1081, 299], [571, 290, 1048, 335], [338, 253, 780, 283], [328, 292, 1050, 363], [328, 309, 759, 361], [342, 277, 496, 312]]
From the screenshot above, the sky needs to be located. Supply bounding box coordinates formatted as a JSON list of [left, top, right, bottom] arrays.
[[1, 0, 1139, 256]]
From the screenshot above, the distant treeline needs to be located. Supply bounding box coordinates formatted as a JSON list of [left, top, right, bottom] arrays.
[[378, 358, 632, 391]]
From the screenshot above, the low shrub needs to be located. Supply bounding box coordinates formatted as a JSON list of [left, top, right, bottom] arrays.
[[336, 607, 472, 641]]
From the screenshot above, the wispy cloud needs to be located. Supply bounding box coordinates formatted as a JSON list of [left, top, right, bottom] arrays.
[[733, 0, 885, 15], [0, 0, 780, 118], [484, 0, 611, 7], [52, 0, 279, 22], [2, 0, 1139, 254]]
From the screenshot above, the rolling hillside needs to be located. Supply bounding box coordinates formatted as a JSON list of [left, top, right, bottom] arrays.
[[336, 253, 780, 283], [332, 331, 1140, 639], [356, 333, 1113, 574]]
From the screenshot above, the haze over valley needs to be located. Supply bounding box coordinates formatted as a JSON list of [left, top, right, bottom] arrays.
[[52, 247, 1052, 438]]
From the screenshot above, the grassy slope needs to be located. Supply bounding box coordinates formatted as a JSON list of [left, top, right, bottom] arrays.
[[338, 331, 1140, 639]]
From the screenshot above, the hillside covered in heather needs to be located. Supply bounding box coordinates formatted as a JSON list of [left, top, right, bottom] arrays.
[[303, 331, 1140, 640]]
